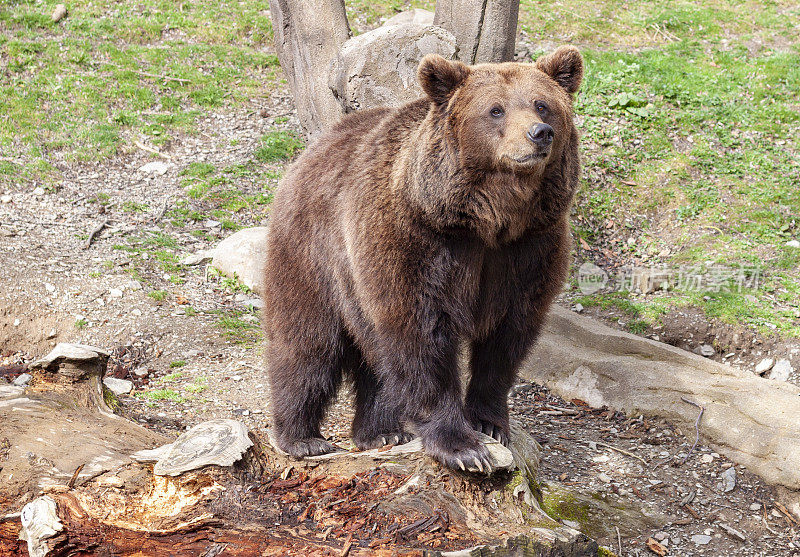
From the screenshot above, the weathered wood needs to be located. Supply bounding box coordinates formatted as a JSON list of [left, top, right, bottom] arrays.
[[433, 0, 520, 64], [268, 0, 351, 137]]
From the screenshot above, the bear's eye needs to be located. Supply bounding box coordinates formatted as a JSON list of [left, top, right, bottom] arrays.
[[490, 106, 505, 118], [535, 101, 549, 115]]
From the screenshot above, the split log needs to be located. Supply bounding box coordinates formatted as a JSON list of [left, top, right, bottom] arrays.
[[523, 305, 800, 519]]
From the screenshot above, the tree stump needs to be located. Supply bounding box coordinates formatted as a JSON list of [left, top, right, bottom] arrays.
[[0, 344, 602, 556]]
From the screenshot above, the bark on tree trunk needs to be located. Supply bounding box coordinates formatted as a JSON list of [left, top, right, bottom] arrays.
[[268, 0, 351, 137], [433, 0, 519, 64]]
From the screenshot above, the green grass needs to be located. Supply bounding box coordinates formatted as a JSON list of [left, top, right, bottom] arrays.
[[215, 309, 261, 345], [0, 0, 280, 185], [253, 130, 304, 163], [135, 388, 185, 403]]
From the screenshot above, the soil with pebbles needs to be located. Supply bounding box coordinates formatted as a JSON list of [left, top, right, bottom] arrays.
[[1, 76, 799, 557]]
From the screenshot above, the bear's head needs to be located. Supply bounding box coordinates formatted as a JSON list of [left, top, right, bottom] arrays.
[[417, 46, 583, 174]]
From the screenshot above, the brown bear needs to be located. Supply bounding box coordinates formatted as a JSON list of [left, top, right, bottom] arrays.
[[263, 46, 583, 473]]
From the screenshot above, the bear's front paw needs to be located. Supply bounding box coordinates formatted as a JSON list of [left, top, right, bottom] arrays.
[[354, 431, 415, 451], [279, 437, 341, 458], [425, 438, 494, 475], [472, 420, 510, 446]]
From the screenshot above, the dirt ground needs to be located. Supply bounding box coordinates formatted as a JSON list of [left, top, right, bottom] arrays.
[[1, 82, 800, 555]]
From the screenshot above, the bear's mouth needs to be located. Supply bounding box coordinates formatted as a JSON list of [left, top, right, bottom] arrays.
[[509, 152, 548, 165]]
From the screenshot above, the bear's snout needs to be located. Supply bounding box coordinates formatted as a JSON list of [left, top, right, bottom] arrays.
[[526, 123, 554, 146]]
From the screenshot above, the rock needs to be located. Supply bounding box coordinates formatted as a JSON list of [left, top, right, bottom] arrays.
[[691, 534, 712, 545], [20, 496, 63, 557], [133, 419, 253, 476], [138, 161, 169, 175], [786, 239, 800, 248], [699, 344, 715, 357], [768, 359, 793, 381], [574, 303, 583, 313], [45, 283, 55, 293], [329, 23, 457, 113], [700, 453, 714, 464], [598, 472, 612, 483], [719, 466, 736, 492], [180, 250, 215, 265], [103, 377, 133, 396], [383, 8, 434, 27], [205, 219, 222, 229], [12, 373, 32, 386], [755, 358, 774, 375], [51, 4, 67, 22], [108, 288, 123, 298], [0, 194, 11, 203], [133, 368, 149, 378], [749, 502, 761, 511], [211, 227, 269, 293], [33, 186, 45, 196]]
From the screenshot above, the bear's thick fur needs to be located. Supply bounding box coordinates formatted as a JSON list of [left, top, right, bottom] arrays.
[[263, 46, 583, 473]]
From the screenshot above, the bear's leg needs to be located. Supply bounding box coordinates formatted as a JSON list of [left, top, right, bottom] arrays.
[[268, 340, 342, 457], [351, 365, 414, 449], [381, 346, 493, 473], [465, 314, 546, 447]]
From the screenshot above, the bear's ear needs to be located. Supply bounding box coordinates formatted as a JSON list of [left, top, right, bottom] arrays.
[[536, 46, 583, 95], [418, 54, 470, 104]]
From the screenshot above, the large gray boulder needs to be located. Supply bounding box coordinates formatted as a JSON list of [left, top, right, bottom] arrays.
[[328, 22, 458, 113]]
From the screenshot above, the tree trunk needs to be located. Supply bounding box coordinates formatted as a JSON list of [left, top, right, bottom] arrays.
[[268, 0, 351, 138], [433, 0, 519, 64]]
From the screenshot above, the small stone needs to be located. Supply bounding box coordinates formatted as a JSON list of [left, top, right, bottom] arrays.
[[749, 503, 761, 511], [13, 373, 32, 386], [138, 161, 169, 175], [33, 186, 45, 196], [699, 344, 715, 357], [231, 375, 243, 382], [180, 250, 215, 265], [45, 283, 55, 293], [13, 319, 20, 327], [653, 532, 668, 541], [126, 280, 143, 291], [103, 377, 133, 396], [562, 519, 580, 529], [719, 523, 747, 542], [768, 359, 793, 381], [46, 329, 57, 339], [700, 453, 714, 464], [132, 308, 142, 316], [755, 358, 774, 375], [133, 368, 149, 378], [205, 219, 222, 229], [0, 195, 11, 203], [598, 472, 612, 483], [574, 303, 584, 313], [109, 288, 123, 298], [51, 3, 67, 22], [786, 239, 800, 248], [719, 466, 736, 493], [691, 534, 712, 545]]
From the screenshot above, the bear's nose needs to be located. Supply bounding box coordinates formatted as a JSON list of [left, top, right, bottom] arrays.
[[526, 123, 554, 146]]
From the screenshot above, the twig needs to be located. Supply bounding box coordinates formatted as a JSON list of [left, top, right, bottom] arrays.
[[67, 463, 84, 488], [680, 397, 705, 464], [85, 219, 108, 249], [134, 140, 172, 160], [593, 440, 648, 466], [153, 198, 170, 222], [616, 525, 622, 555], [131, 69, 191, 84]]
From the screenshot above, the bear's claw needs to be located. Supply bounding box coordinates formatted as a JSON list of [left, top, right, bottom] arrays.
[[354, 431, 415, 451], [280, 437, 341, 458], [472, 420, 510, 446]]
